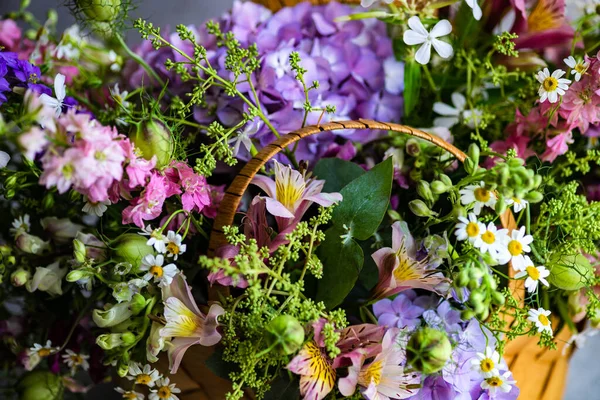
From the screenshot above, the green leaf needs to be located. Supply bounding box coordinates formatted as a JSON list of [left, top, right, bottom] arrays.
[[263, 372, 300, 400], [205, 348, 236, 381], [313, 158, 365, 193], [316, 225, 364, 309], [332, 157, 393, 241], [404, 59, 421, 117]]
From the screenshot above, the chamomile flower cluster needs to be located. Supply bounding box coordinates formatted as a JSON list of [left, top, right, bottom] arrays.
[[139, 228, 187, 260], [471, 346, 517, 396], [118, 362, 181, 400]]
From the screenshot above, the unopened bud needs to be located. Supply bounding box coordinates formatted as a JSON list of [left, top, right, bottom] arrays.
[[468, 143, 480, 165], [547, 253, 594, 291], [16, 233, 50, 255], [405, 138, 421, 157], [265, 315, 305, 355], [416, 181, 434, 203], [11, 268, 30, 287], [430, 180, 447, 194], [524, 190, 543, 203], [66, 269, 87, 282], [96, 333, 125, 350], [406, 327, 452, 374], [129, 293, 149, 315], [409, 200, 435, 218], [130, 118, 174, 168], [73, 239, 87, 263], [113, 233, 153, 270]]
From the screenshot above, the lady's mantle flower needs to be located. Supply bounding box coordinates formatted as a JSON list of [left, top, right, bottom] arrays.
[[164, 231, 186, 260], [149, 377, 181, 400], [160, 274, 225, 373], [470, 346, 501, 378], [472, 223, 509, 263], [454, 213, 484, 243], [503, 226, 533, 270], [459, 182, 496, 215], [39, 73, 67, 117], [514, 256, 550, 293], [115, 387, 144, 400], [140, 254, 179, 286], [564, 56, 589, 82], [126, 362, 161, 387], [481, 371, 517, 396], [433, 92, 481, 129], [251, 160, 342, 230], [466, 0, 482, 20], [61, 349, 90, 373], [10, 214, 30, 236], [371, 221, 448, 300], [527, 307, 553, 336], [403, 16, 453, 65], [536, 68, 570, 104]]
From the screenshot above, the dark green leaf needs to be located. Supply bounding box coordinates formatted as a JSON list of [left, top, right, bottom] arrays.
[[404, 59, 421, 117], [263, 372, 300, 400], [205, 348, 236, 381], [313, 158, 365, 193]]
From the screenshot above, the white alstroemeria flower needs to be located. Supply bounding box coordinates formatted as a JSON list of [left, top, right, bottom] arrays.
[[0, 150, 9, 168], [139, 254, 179, 286], [564, 56, 589, 82], [110, 84, 130, 108], [471, 346, 501, 378], [481, 371, 516, 396], [165, 231, 187, 260], [515, 257, 550, 293], [139, 225, 167, 253], [466, 0, 482, 20], [536, 68, 570, 104], [528, 307, 553, 335], [230, 119, 263, 157], [433, 92, 481, 128], [39, 73, 67, 117], [403, 16, 453, 65], [61, 349, 90, 373], [10, 214, 30, 236], [82, 199, 110, 217]]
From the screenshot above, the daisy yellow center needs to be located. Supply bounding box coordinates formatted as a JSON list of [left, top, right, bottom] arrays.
[[466, 222, 480, 237], [512, 197, 521, 204], [276, 179, 305, 211], [37, 348, 51, 357], [543, 77, 558, 92], [575, 63, 587, 74], [167, 242, 180, 255], [507, 240, 523, 256], [123, 393, 138, 400], [393, 255, 420, 282], [538, 314, 550, 326], [70, 354, 83, 365], [136, 374, 152, 385], [486, 376, 503, 387], [360, 360, 383, 386], [150, 265, 164, 278], [157, 386, 171, 399], [474, 187, 490, 202], [480, 358, 495, 373], [526, 266, 540, 280], [481, 231, 495, 244]]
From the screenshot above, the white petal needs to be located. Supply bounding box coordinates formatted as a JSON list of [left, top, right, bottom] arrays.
[[551, 69, 566, 79], [407, 16, 429, 37], [39, 93, 59, 109], [415, 42, 432, 65], [0, 151, 10, 168], [54, 74, 66, 101], [564, 56, 576, 68], [433, 116, 459, 128], [431, 38, 454, 59], [433, 102, 460, 116], [430, 19, 452, 38], [451, 92, 467, 111], [403, 30, 427, 45]]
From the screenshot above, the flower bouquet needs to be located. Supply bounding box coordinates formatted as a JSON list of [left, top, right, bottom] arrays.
[[1, 0, 600, 399]]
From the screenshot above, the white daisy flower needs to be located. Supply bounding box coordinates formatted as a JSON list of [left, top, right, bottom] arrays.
[[472, 222, 509, 262], [528, 307, 553, 336], [149, 377, 182, 400], [39, 73, 67, 118], [11, 214, 30, 236], [110, 84, 130, 108], [505, 197, 528, 213], [564, 56, 589, 82], [28, 340, 59, 358], [115, 387, 145, 400], [165, 231, 187, 260], [455, 213, 484, 242], [139, 226, 167, 253], [514, 256, 550, 293], [126, 362, 161, 387], [403, 16, 454, 65], [471, 346, 501, 378], [466, 0, 482, 20], [82, 199, 110, 217], [61, 349, 90, 373], [481, 371, 516, 395], [459, 181, 497, 215], [139, 254, 179, 286], [536, 68, 570, 104], [504, 226, 533, 270], [433, 92, 482, 129]]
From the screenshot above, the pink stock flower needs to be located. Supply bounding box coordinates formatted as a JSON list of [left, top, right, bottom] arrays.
[[39, 148, 84, 194], [251, 160, 343, 230], [541, 130, 574, 162], [506, 108, 547, 137], [201, 185, 225, 219], [559, 74, 600, 133], [0, 19, 22, 51], [165, 161, 211, 213], [122, 173, 176, 228], [371, 221, 448, 300], [120, 139, 157, 189], [160, 273, 225, 374], [487, 132, 535, 167]]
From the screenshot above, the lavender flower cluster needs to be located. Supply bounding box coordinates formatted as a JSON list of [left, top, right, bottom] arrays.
[[124, 1, 404, 163]]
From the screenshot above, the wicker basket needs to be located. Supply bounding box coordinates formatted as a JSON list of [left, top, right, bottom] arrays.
[[160, 119, 572, 400]]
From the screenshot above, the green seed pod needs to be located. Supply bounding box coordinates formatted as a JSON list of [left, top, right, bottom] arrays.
[[547, 253, 594, 291], [406, 327, 452, 374], [265, 315, 305, 355], [130, 118, 175, 168], [113, 233, 154, 270], [430, 180, 447, 195], [18, 371, 64, 400], [77, 0, 121, 22]]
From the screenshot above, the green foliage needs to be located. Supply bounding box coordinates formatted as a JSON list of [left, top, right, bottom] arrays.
[[313, 158, 365, 193]]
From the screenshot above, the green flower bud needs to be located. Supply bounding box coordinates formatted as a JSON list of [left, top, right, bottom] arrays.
[[117, 358, 130, 378], [93, 302, 133, 328], [507, 158, 525, 168], [96, 333, 125, 350], [121, 332, 136, 346], [387, 209, 402, 222], [468, 143, 480, 165], [77, 0, 121, 22], [464, 158, 476, 175], [524, 191, 543, 203], [265, 315, 305, 355], [41, 193, 55, 210], [406, 327, 452, 374], [405, 138, 421, 157], [66, 269, 86, 282], [16, 233, 50, 255], [18, 371, 64, 400], [113, 233, 153, 270], [439, 174, 452, 187], [417, 181, 434, 203], [129, 293, 149, 314], [73, 239, 87, 263], [491, 291, 505, 306], [11, 268, 30, 287], [547, 253, 594, 291], [5, 255, 16, 267], [409, 200, 437, 218], [456, 270, 469, 288], [430, 180, 447, 194], [4, 174, 18, 189], [460, 309, 475, 320], [130, 118, 175, 168], [495, 195, 507, 215]]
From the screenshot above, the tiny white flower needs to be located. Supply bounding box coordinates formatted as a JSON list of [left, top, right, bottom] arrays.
[[528, 307, 553, 336], [459, 181, 496, 215], [471, 346, 501, 378], [140, 225, 167, 253], [360, 0, 394, 8], [504, 226, 533, 270], [563, 328, 599, 355], [39, 73, 67, 118], [230, 119, 263, 157], [139, 254, 179, 286], [455, 213, 484, 242], [115, 387, 145, 400], [55, 25, 82, 60], [165, 231, 187, 260], [126, 362, 161, 387], [505, 196, 528, 213], [61, 349, 90, 373], [536, 68, 570, 104], [403, 16, 454, 65], [11, 214, 30, 236], [465, 0, 482, 20], [514, 256, 550, 293], [149, 377, 182, 400], [433, 92, 482, 129], [110, 84, 130, 109], [481, 371, 516, 395], [0, 150, 10, 168], [564, 56, 589, 82], [109, 50, 122, 72], [472, 222, 509, 261], [25, 340, 59, 370], [82, 199, 110, 217]]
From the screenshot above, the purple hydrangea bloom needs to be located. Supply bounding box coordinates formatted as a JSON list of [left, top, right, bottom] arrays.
[[373, 290, 425, 329]]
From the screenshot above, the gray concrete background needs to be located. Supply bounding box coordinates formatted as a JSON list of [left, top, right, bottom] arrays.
[[1, 1, 598, 399]]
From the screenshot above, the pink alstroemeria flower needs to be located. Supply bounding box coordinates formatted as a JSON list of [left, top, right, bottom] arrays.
[[371, 221, 448, 300], [251, 160, 342, 230], [159, 273, 225, 374], [338, 328, 421, 400]]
